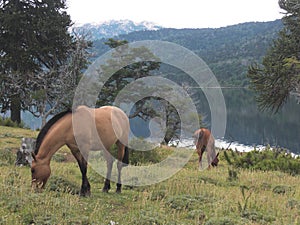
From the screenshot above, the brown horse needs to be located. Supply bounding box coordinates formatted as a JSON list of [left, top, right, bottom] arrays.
[[31, 106, 129, 196], [193, 128, 219, 169]]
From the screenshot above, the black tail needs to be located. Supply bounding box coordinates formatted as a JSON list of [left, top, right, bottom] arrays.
[[122, 146, 129, 166]]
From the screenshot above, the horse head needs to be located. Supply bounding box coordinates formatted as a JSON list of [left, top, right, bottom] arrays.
[[30, 153, 51, 190], [211, 152, 220, 167]]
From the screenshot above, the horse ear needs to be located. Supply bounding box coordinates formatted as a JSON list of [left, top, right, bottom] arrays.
[[216, 152, 220, 157], [31, 152, 37, 162]]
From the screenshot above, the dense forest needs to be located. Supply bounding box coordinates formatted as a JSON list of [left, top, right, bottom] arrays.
[[93, 20, 283, 86]]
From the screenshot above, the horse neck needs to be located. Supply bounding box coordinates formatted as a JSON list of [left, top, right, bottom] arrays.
[[37, 114, 72, 162]]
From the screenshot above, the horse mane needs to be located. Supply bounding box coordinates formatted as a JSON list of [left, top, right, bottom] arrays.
[[34, 109, 72, 154]]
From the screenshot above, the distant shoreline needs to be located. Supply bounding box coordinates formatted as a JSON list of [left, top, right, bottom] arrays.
[[170, 138, 299, 158]]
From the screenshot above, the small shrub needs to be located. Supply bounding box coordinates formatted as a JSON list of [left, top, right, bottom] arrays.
[[129, 139, 165, 165], [165, 194, 213, 211], [287, 199, 300, 209], [223, 149, 300, 175], [100, 139, 166, 165], [187, 209, 206, 221], [204, 216, 237, 225], [0, 117, 26, 128], [227, 168, 239, 182], [31, 214, 55, 225], [47, 176, 79, 195], [150, 189, 167, 201], [272, 185, 294, 195], [1, 118, 18, 127], [131, 209, 171, 225], [6, 199, 23, 213], [5, 170, 22, 186], [260, 182, 272, 191], [241, 210, 275, 223], [165, 195, 193, 210], [52, 153, 66, 162], [21, 213, 35, 225], [0, 149, 16, 166], [241, 210, 260, 221]]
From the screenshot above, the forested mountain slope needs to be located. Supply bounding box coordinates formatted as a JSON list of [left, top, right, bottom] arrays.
[[92, 20, 283, 86]]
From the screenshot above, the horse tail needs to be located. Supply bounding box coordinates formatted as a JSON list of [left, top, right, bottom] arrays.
[[122, 146, 129, 165]]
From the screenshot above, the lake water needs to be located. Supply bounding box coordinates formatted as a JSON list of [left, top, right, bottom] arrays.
[[211, 89, 300, 154], [18, 89, 300, 155]]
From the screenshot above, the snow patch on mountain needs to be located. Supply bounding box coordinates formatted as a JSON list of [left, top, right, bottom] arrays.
[[73, 20, 162, 40]]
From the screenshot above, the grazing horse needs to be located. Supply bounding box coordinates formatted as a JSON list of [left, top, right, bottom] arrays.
[[193, 128, 219, 169], [31, 106, 129, 196]]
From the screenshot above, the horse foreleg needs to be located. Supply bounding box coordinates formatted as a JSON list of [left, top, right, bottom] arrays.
[[79, 158, 91, 196], [207, 152, 212, 169], [69, 147, 91, 196]]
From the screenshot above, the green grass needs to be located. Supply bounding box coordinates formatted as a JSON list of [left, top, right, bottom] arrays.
[[0, 126, 299, 224]]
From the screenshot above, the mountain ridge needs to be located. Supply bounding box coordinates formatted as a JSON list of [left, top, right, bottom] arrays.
[[91, 19, 283, 85], [73, 19, 162, 40]]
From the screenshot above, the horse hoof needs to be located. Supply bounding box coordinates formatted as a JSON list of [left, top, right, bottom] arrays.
[[79, 191, 91, 197], [102, 188, 109, 193], [116, 189, 121, 194]]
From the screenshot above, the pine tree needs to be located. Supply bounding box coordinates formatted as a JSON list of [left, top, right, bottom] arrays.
[[97, 39, 184, 143], [247, 0, 300, 112], [0, 0, 73, 123], [97, 38, 161, 113]]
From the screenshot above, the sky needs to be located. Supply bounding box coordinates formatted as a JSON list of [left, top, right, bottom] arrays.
[[66, 0, 284, 29]]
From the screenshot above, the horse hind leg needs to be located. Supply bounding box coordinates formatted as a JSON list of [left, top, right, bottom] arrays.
[[197, 150, 203, 170], [116, 160, 123, 193], [116, 141, 127, 193]]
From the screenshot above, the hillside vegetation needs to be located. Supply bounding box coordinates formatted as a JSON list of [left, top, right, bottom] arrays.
[[92, 20, 283, 86], [0, 126, 299, 224]]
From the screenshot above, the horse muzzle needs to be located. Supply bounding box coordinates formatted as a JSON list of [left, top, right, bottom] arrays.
[[31, 179, 45, 191]]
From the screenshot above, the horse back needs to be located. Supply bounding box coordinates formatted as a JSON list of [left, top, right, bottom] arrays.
[[95, 106, 129, 144], [72, 106, 129, 151], [194, 128, 212, 148]]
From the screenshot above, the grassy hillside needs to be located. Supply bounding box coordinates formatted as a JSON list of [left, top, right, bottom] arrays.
[[0, 126, 299, 224]]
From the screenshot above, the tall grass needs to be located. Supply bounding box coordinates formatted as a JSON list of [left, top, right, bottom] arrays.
[[0, 126, 299, 224]]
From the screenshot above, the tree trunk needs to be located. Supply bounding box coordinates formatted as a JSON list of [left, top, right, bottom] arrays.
[[41, 114, 47, 128], [11, 94, 21, 124]]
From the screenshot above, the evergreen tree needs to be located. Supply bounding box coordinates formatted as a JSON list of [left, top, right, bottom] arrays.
[[97, 39, 199, 144], [28, 32, 92, 127], [247, 0, 300, 112], [97, 38, 161, 111], [0, 0, 73, 123]]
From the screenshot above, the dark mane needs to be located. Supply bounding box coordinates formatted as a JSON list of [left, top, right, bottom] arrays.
[[35, 110, 72, 154]]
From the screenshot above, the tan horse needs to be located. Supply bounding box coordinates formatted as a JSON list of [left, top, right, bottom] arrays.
[[193, 128, 219, 169], [31, 106, 129, 196]]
